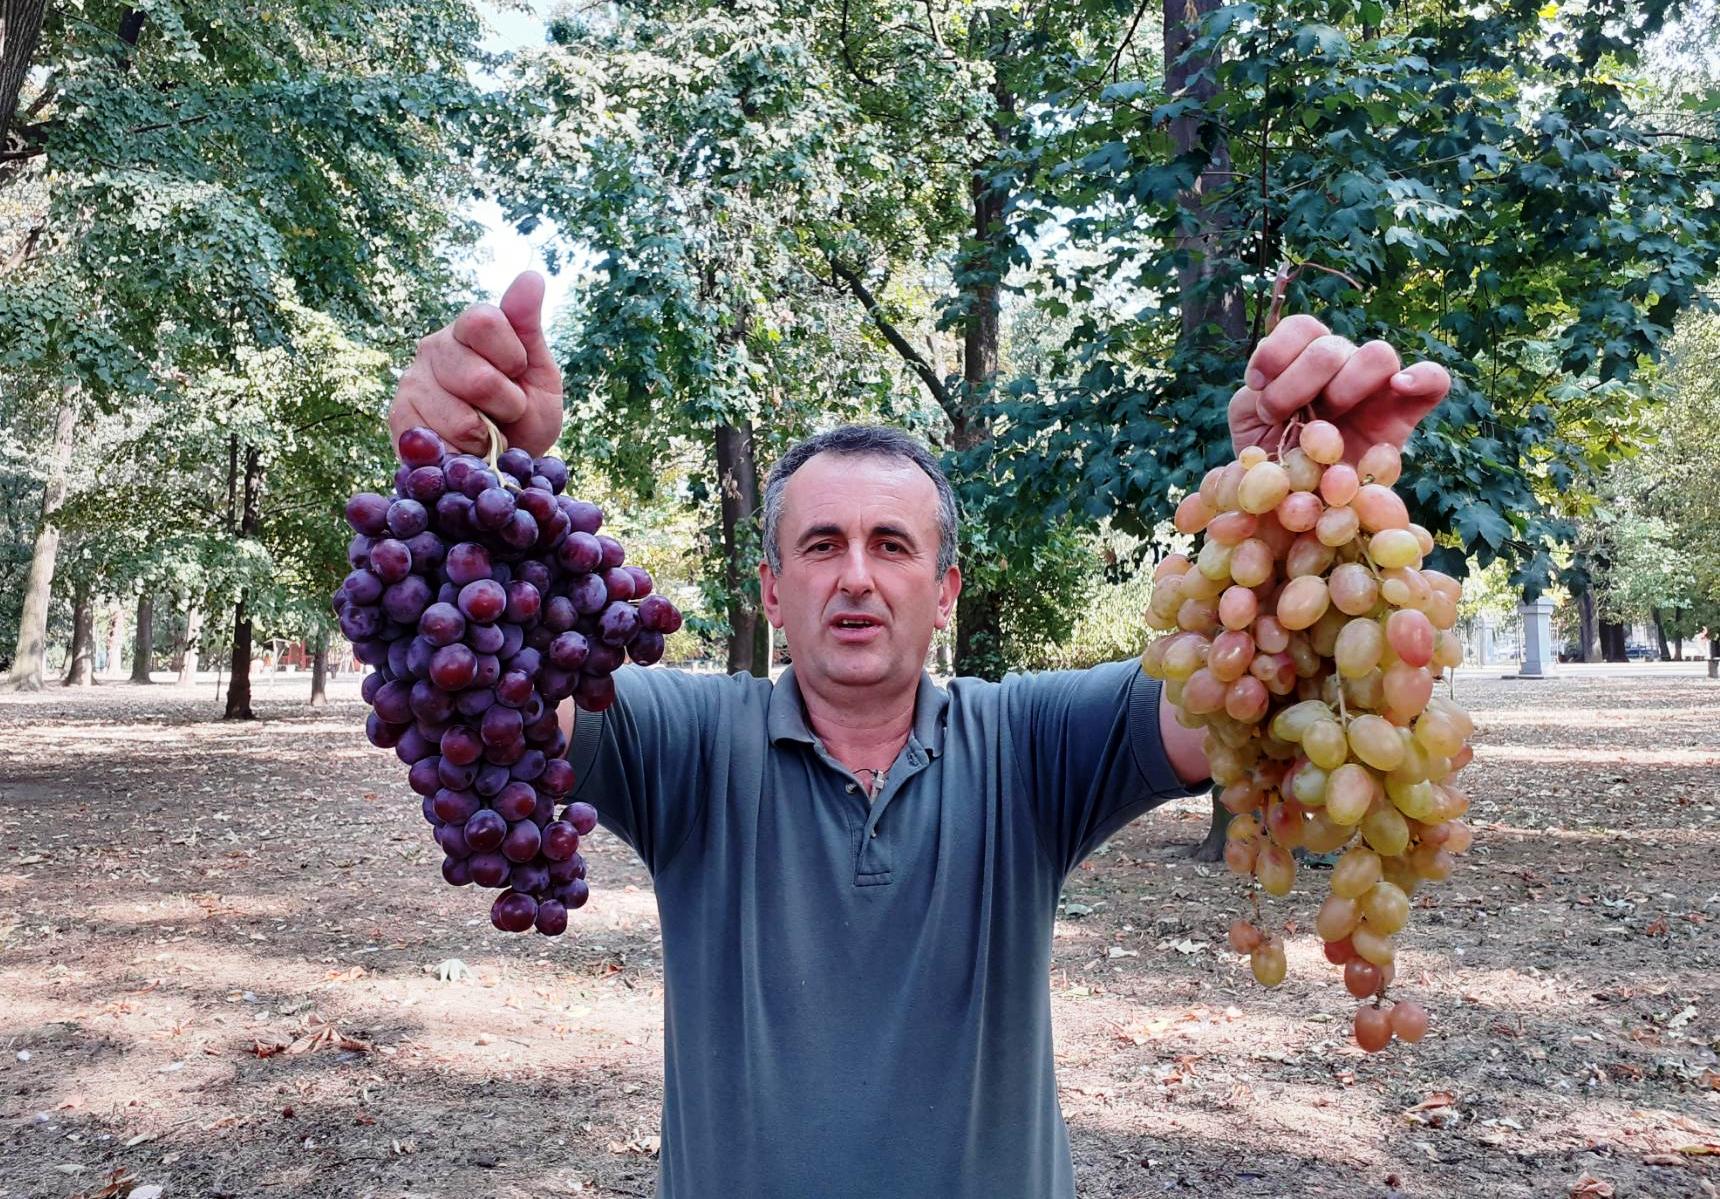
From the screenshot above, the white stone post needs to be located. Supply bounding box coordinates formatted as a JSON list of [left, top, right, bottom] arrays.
[[1517, 598, 1556, 678]]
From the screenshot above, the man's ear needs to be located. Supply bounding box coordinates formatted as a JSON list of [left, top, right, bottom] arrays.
[[759, 559, 785, 628], [933, 564, 962, 630]]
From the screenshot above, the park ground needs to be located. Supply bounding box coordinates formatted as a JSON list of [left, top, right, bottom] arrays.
[[0, 666, 1717, 1199]]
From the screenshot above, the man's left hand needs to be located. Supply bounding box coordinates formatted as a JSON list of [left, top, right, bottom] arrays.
[[1227, 315, 1450, 461]]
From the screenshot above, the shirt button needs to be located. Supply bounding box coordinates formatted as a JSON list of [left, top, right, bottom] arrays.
[[846, 783, 858, 793]]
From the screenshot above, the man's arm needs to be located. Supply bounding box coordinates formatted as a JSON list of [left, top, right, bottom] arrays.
[[1158, 700, 1210, 786]]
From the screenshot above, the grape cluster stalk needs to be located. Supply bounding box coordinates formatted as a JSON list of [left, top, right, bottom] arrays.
[[1141, 420, 1474, 1052], [332, 424, 683, 935]]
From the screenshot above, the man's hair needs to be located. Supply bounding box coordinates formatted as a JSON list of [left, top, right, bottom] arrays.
[[761, 425, 960, 576]]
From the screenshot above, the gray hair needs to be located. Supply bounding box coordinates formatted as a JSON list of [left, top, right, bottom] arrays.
[[762, 425, 960, 576]]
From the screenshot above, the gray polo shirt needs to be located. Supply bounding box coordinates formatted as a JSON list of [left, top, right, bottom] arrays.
[[566, 658, 1198, 1198]]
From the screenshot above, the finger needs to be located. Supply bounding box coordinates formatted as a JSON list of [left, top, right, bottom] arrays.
[[499, 271, 555, 371], [1227, 384, 1270, 449], [1320, 339, 1402, 418], [500, 402, 565, 461], [1389, 360, 1451, 422], [1257, 333, 1353, 423], [425, 339, 531, 425], [396, 371, 491, 455], [451, 303, 528, 379], [1245, 313, 1329, 390]]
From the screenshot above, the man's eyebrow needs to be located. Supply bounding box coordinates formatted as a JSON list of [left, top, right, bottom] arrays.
[[795, 523, 920, 546]]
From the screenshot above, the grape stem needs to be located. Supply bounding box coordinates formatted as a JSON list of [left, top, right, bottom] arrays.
[[475, 411, 521, 491]]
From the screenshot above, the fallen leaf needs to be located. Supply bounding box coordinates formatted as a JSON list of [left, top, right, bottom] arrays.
[[1570, 1172, 1615, 1198]]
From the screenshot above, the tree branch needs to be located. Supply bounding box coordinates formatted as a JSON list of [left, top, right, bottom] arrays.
[[825, 253, 955, 420]]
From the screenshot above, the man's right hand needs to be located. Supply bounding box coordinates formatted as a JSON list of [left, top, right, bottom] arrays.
[[389, 271, 565, 459]]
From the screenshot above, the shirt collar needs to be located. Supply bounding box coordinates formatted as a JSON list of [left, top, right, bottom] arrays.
[[767, 665, 949, 759]]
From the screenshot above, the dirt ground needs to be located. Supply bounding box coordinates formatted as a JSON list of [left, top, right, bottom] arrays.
[[1, 665, 1717, 1199]]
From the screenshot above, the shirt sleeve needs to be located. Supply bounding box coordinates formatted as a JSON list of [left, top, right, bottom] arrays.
[[1004, 658, 1210, 879], [564, 665, 727, 877]]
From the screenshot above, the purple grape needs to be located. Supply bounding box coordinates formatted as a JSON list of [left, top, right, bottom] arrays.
[[542, 821, 580, 861], [387, 498, 429, 538], [340, 605, 383, 641], [523, 624, 554, 653], [444, 455, 482, 492], [568, 573, 608, 615], [517, 488, 557, 524], [543, 595, 576, 633], [405, 635, 436, 679], [422, 794, 442, 826], [352, 638, 388, 665], [418, 602, 465, 647], [409, 679, 454, 723], [510, 862, 550, 896], [575, 672, 617, 712], [562, 499, 602, 535], [628, 630, 666, 666], [348, 534, 373, 569], [481, 705, 524, 748], [373, 679, 414, 724], [415, 717, 452, 742], [598, 602, 639, 646], [548, 853, 582, 884], [366, 712, 407, 748], [505, 647, 542, 677], [346, 492, 390, 536], [430, 643, 478, 691], [510, 749, 546, 782], [473, 487, 516, 531], [596, 535, 625, 568], [601, 568, 636, 603], [435, 492, 475, 537], [465, 621, 506, 654], [565, 802, 599, 836], [455, 687, 497, 717], [445, 542, 492, 586], [496, 447, 535, 483], [531, 791, 555, 825], [637, 594, 682, 633], [405, 530, 446, 571], [557, 531, 602, 573], [398, 425, 445, 467], [437, 756, 479, 790], [382, 575, 432, 624], [538, 667, 574, 703], [499, 509, 538, 550], [549, 630, 590, 671], [407, 755, 444, 797], [436, 821, 472, 859], [362, 671, 387, 704], [540, 756, 574, 794], [626, 566, 654, 597], [534, 899, 568, 936], [442, 857, 473, 887], [501, 820, 541, 863], [524, 709, 561, 743], [472, 653, 501, 689], [475, 762, 511, 797], [504, 581, 542, 624], [458, 579, 506, 622], [434, 788, 481, 824], [468, 851, 510, 888], [394, 462, 413, 494], [534, 457, 568, 492], [585, 642, 624, 674], [495, 781, 538, 822], [406, 466, 447, 505], [395, 727, 437, 764], [461, 466, 500, 500], [491, 890, 537, 932], [496, 670, 534, 708], [464, 810, 507, 853], [485, 736, 528, 767], [498, 622, 526, 660], [520, 694, 545, 725], [554, 879, 590, 910], [440, 724, 483, 766], [344, 568, 384, 606]]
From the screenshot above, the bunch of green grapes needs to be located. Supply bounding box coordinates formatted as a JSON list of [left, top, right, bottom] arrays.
[[1141, 420, 1475, 1052]]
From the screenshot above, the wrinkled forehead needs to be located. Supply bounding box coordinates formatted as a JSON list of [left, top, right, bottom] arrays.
[[781, 451, 941, 542]]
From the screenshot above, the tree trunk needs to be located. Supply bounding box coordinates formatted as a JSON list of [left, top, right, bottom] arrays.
[[63, 578, 94, 686], [0, 385, 77, 692], [1651, 609, 1671, 661], [1576, 586, 1602, 662], [103, 597, 127, 678], [175, 603, 201, 684], [1710, 637, 1718, 679], [951, 66, 1016, 683], [129, 593, 155, 683], [309, 628, 329, 706], [0, 0, 49, 154], [715, 421, 765, 677], [1167, 0, 1245, 859], [224, 443, 263, 720], [1599, 620, 1627, 663]]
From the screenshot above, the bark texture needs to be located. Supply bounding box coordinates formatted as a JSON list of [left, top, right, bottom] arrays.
[[715, 421, 766, 677], [130, 594, 155, 683], [0, 387, 78, 692], [63, 579, 94, 686]]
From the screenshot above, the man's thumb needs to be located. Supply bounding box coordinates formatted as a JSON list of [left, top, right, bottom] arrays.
[[498, 270, 551, 361]]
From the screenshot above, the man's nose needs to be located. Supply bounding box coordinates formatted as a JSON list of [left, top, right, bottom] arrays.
[[837, 543, 875, 595]]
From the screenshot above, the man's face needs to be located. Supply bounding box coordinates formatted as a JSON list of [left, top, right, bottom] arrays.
[[759, 452, 960, 694]]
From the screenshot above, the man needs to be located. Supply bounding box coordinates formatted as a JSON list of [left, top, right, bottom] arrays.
[[389, 271, 1449, 1197]]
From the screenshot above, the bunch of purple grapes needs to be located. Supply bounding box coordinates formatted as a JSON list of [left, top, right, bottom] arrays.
[[332, 425, 683, 935]]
